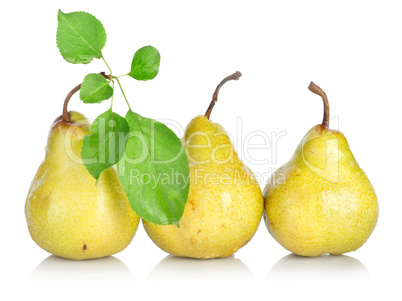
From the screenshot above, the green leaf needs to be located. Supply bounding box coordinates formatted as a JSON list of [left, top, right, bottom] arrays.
[[117, 110, 190, 226], [56, 10, 106, 64], [129, 46, 161, 80], [81, 109, 130, 181], [80, 73, 113, 103]]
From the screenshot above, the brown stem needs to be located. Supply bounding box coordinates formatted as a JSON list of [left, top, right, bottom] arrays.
[[62, 84, 81, 122], [62, 72, 111, 122], [308, 81, 330, 127], [204, 71, 242, 119]]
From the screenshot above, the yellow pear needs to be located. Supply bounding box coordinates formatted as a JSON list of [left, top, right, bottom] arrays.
[[143, 72, 264, 259], [25, 111, 140, 260], [264, 82, 378, 257]]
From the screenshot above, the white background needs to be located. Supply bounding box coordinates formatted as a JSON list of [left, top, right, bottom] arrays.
[[1, 0, 400, 300]]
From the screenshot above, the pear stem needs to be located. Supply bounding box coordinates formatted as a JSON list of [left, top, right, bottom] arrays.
[[308, 82, 330, 127], [62, 72, 111, 122], [204, 71, 242, 119], [62, 83, 81, 122]]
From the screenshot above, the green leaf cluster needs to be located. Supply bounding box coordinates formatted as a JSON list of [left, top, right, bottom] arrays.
[[56, 10, 189, 226]]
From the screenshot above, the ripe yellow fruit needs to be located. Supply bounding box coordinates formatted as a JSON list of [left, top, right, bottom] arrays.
[[25, 111, 140, 260], [264, 83, 378, 257], [144, 116, 263, 259]]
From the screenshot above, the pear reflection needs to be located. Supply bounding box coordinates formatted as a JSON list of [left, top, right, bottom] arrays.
[[148, 255, 254, 282], [31, 255, 133, 283], [268, 254, 370, 281]]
